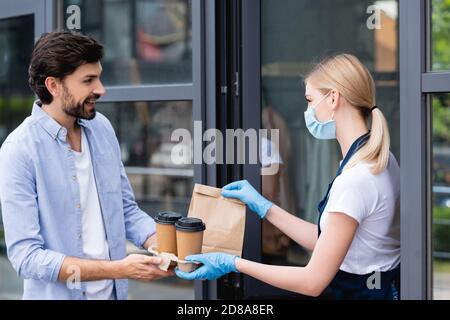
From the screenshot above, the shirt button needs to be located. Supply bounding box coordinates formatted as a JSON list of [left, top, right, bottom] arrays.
[[76, 203, 81, 209], [72, 175, 77, 181], [78, 233, 82, 239]]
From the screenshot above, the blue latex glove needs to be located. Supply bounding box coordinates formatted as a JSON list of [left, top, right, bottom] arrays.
[[175, 252, 238, 281], [221, 180, 273, 219]]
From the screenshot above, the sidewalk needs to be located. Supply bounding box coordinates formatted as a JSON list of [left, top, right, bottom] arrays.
[[433, 273, 450, 300], [0, 255, 22, 300]]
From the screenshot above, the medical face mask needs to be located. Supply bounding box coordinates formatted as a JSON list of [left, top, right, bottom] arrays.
[[304, 91, 336, 140]]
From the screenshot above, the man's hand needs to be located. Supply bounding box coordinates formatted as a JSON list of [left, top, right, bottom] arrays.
[[117, 254, 174, 281], [58, 254, 174, 282]]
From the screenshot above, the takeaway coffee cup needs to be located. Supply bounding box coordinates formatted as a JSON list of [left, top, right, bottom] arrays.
[[175, 217, 206, 272], [154, 211, 183, 255]]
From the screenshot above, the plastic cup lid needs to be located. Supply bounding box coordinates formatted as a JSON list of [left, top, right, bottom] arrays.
[[175, 217, 206, 232], [154, 211, 183, 225]]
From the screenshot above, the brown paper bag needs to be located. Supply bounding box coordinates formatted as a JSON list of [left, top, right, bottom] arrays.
[[188, 184, 246, 257]]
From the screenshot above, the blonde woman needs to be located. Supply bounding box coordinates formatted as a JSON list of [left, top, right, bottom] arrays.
[[176, 54, 401, 300]]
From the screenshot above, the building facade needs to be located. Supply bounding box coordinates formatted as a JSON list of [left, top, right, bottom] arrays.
[[0, 0, 449, 300]]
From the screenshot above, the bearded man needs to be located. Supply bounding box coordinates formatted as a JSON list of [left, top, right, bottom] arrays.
[[0, 31, 172, 300]]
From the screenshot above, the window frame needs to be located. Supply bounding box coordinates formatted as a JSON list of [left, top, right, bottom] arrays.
[[0, 0, 51, 34], [424, 0, 450, 300], [55, 0, 210, 299], [400, 0, 450, 300], [240, 0, 406, 300], [56, 0, 196, 102], [0, 0, 53, 289], [54, 0, 206, 186]]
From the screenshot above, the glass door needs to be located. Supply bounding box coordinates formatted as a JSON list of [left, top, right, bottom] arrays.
[[430, 0, 450, 301], [238, 0, 400, 299], [0, 0, 49, 299], [58, 0, 197, 299]]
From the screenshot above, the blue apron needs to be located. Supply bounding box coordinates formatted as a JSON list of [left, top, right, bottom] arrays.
[[317, 131, 400, 300]]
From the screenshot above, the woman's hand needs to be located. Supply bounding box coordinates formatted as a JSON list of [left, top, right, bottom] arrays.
[[175, 253, 238, 281], [221, 180, 273, 219]]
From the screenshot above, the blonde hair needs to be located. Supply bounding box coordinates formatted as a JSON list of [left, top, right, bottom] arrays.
[[305, 53, 390, 175]]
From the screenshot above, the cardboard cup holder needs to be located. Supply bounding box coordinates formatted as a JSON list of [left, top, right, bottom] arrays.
[[147, 247, 201, 272]]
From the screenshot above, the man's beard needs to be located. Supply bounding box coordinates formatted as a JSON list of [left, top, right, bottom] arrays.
[[61, 83, 99, 120]]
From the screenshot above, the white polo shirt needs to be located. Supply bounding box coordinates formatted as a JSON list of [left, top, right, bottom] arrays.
[[320, 152, 400, 275]]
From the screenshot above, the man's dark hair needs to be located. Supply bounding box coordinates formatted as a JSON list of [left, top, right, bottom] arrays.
[[28, 30, 104, 104]]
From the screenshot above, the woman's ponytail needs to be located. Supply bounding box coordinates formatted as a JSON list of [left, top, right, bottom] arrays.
[[347, 107, 390, 174]]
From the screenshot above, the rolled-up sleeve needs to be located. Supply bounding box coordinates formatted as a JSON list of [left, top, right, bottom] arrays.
[[0, 141, 66, 282]]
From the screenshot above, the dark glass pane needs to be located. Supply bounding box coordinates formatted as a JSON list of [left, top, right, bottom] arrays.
[[62, 0, 192, 86], [261, 0, 399, 266], [0, 14, 35, 299], [432, 93, 450, 299], [0, 15, 35, 144], [431, 0, 450, 71], [96, 101, 194, 216], [97, 101, 195, 298]]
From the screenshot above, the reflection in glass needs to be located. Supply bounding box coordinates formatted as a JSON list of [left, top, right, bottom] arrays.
[[0, 14, 35, 299], [96, 101, 195, 299], [431, 0, 450, 71], [97, 101, 193, 215], [62, 0, 192, 86], [261, 0, 400, 266], [432, 93, 450, 300], [0, 15, 35, 144]]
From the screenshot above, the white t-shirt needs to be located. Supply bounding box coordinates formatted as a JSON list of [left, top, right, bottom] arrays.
[[73, 128, 114, 300], [320, 152, 400, 275]]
